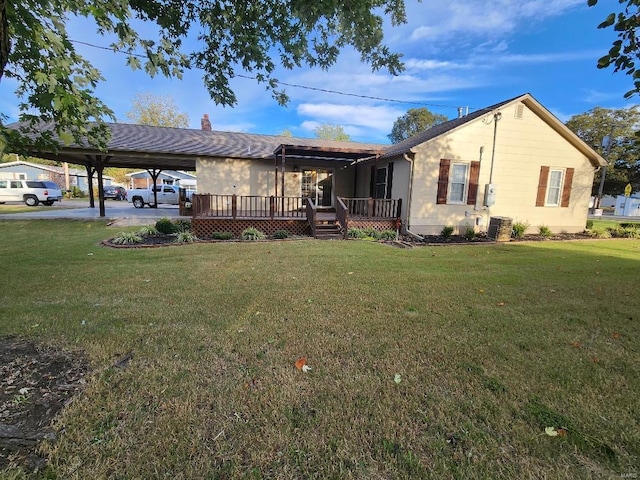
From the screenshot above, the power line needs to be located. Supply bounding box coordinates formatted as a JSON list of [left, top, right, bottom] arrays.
[[69, 39, 472, 111]]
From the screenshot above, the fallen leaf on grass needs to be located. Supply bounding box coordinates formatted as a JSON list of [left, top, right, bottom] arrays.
[[612, 332, 620, 339], [394, 374, 402, 384], [571, 341, 581, 348], [545, 427, 559, 437], [497, 302, 505, 307], [295, 358, 311, 372], [557, 428, 568, 437]]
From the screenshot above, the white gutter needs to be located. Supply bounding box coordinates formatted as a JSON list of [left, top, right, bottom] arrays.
[[403, 152, 423, 240]]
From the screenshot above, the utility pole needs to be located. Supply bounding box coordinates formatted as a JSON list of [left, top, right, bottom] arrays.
[[595, 124, 614, 210]]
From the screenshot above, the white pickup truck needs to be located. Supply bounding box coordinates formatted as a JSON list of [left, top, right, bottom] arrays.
[[127, 185, 191, 208]]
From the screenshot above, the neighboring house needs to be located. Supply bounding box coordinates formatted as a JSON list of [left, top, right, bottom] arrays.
[[126, 170, 197, 189], [614, 195, 640, 217], [0, 160, 113, 193]]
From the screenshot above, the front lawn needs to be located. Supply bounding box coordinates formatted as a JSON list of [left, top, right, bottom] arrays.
[[0, 220, 638, 479]]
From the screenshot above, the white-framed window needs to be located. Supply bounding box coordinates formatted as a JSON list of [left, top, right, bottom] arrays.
[[447, 163, 468, 204], [545, 169, 564, 206]]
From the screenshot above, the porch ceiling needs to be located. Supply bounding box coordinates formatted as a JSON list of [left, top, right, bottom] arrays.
[[274, 144, 383, 163]]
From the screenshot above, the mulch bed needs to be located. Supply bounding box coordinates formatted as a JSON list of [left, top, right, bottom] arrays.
[[0, 337, 89, 472]]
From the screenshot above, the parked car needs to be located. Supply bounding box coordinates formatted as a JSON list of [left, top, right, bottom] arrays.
[[103, 185, 126, 200], [0, 179, 63, 206]]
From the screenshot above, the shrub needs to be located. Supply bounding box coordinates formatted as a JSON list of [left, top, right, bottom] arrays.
[[174, 231, 198, 243], [241, 227, 266, 241], [174, 219, 191, 232], [155, 217, 175, 234], [71, 186, 84, 198], [212, 232, 234, 240], [441, 225, 455, 239], [378, 230, 397, 241], [610, 226, 640, 238], [585, 219, 594, 230], [363, 227, 380, 239], [272, 229, 289, 239], [138, 226, 159, 238], [620, 222, 640, 229], [512, 221, 530, 238], [538, 225, 553, 238], [111, 232, 143, 245], [347, 228, 366, 239], [462, 224, 476, 241], [589, 227, 612, 239]]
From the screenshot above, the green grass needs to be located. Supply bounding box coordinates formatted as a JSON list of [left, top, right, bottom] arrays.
[[1, 220, 639, 479]]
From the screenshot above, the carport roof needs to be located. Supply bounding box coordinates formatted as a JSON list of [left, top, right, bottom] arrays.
[[9, 122, 386, 170]]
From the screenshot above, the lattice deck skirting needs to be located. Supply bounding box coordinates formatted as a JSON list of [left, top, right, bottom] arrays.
[[193, 218, 311, 238], [347, 219, 398, 231]]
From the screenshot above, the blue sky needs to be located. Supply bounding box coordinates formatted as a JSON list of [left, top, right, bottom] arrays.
[[1, 0, 636, 144]]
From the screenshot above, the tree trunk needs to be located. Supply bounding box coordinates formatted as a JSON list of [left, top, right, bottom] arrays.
[[0, 0, 9, 81]]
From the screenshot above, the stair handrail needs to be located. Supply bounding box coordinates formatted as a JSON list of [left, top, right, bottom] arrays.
[[305, 197, 317, 238], [336, 196, 348, 239]]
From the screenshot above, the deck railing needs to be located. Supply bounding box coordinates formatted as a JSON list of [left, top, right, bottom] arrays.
[[336, 197, 348, 239], [305, 197, 317, 238], [339, 197, 402, 219], [192, 194, 305, 218]]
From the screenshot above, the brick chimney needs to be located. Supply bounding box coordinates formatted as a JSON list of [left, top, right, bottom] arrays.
[[201, 113, 212, 131]]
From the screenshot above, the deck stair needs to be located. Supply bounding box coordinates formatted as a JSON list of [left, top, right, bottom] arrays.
[[313, 211, 344, 240]]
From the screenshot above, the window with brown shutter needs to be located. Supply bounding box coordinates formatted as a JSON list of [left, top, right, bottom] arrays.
[[536, 166, 549, 207], [561, 168, 574, 207], [436, 159, 450, 204], [467, 161, 480, 205]]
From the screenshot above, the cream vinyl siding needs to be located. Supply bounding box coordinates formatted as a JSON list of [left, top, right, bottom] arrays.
[[408, 101, 596, 235], [196, 157, 275, 196]]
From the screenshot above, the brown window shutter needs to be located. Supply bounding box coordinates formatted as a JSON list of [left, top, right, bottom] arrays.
[[561, 168, 574, 207], [369, 166, 375, 197], [437, 159, 451, 204], [386, 162, 394, 199], [536, 166, 549, 207], [467, 161, 480, 205]]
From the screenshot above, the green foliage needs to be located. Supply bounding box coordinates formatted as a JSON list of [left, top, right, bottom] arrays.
[[589, 0, 640, 99], [173, 219, 191, 233], [363, 227, 380, 239], [512, 221, 530, 238], [620, 222, 640, 229], [211, 232, 234, 240], [70, 186, 85, 198], [388, 107, 448, 143], [589, 227, 612, 239], [174, 231, 198, 243], [538, 225, 553, 238], [111, 232, 143, 245], [347, 228, 366, 239], [241, 227, 266, 241], [608, 226, 640, 238], [1, 0, 407, 152], [462, 224, 476, 241], [313, 124, 351, 141], [378, 230, 397, 241], [585, 219, 594, 230], [125, 93, 189, 127], [441, 225, 455, 239], [155, 217, 175, 235], [565, 106, 640, 195], [272, 229, 289, 239], [138, 226, 159, 237]]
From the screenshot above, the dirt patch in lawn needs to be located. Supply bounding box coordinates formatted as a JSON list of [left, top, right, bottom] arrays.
[[0, 337, 89, 472]]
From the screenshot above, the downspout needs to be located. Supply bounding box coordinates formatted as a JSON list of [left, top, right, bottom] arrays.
[[403, 152, 423, 240]]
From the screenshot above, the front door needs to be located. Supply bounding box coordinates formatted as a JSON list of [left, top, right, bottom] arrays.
[[302, 168, 333, 207]]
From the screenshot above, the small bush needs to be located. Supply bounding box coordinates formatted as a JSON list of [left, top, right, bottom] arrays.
[[112, 232, 143, 245], [378, 230, 397, 241], [363, 227, 380, 239], [212, 232, 234, 240], [272, 230, 289, 239], [620, 222, 640, 229], [462, 224, 476, 241], [138, 226, 159, 238], [585, 219, 594, 230], [512, 221, 530, 238], [441, 225, 455, 239], [347, 228, 366, 239], [589, 227, 611, 239], [538, 225, 553, 238], [174, 219, 191, 232], [610, 226, 640, 238], [242, 227, 266, 241], [155, 217, 175, 234], [174, 231, 198, 243]]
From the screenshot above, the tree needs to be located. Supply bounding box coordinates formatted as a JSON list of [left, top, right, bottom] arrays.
[[388, 107, 448, 143], [565, 106, 640, 195], [314, 124, 351, 141], [0, 0, 407, 154], [589, 0, 640, 98], [125, 93, 189, 128]]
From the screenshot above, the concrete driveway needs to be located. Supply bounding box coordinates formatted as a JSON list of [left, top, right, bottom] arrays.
[[0, 199, 190, 226]]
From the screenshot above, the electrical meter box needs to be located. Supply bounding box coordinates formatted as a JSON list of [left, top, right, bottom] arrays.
[[484, 183, 496, 207]]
